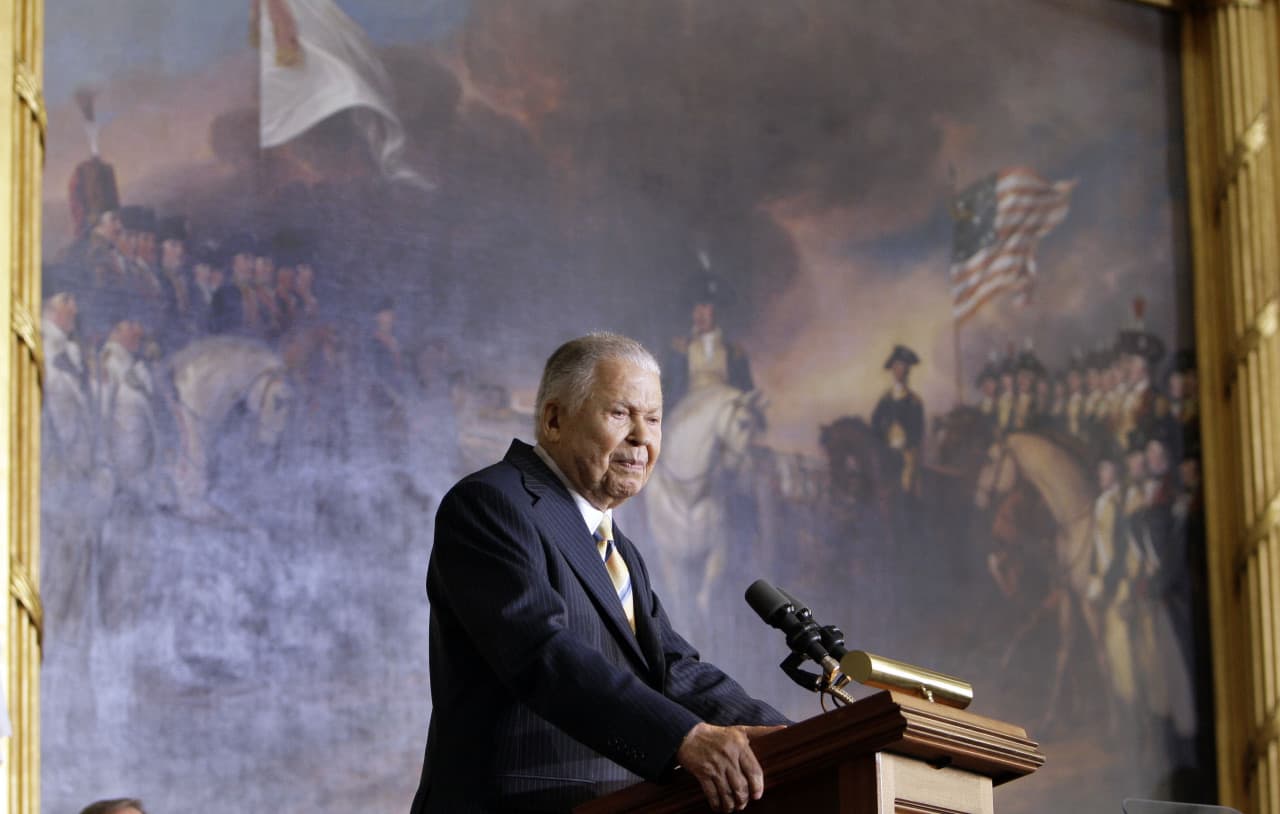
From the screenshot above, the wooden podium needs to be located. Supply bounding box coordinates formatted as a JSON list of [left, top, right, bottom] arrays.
[[575, 690, 1045, 814]]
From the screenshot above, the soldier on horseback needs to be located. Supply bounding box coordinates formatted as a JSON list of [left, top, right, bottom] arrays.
[[662, 270, 753, 410]]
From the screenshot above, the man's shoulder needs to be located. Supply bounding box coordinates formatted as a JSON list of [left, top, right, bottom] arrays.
[[449, 458, 523, 498], [444, 440, 544, 501]]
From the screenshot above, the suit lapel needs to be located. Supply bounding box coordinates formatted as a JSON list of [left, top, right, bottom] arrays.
[[505, 441, 649, 668]]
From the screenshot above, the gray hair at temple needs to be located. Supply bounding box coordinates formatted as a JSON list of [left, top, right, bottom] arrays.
[[534, 332, 661, 440], [78, 799, 146, 814]]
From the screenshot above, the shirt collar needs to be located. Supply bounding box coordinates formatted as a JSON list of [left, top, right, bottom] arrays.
[[533, 444, 609, 534]]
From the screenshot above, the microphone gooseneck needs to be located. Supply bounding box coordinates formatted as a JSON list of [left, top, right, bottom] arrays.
[[745, 579, 856, 708]]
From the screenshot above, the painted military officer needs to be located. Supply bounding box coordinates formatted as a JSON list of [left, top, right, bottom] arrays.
[[871, 344, 925, 495], [1085, 456, 1137, 712], [1162, 349, 1199, 462], [663, 271, 753, 410], [975, 351, 1000, 433], [209, 233, 258, 336], [189, 240, 224, 336], [1113, 300, 1167, 453], [120, 206, 163, 303], [156, 215, 193, 350], [995, 348, 1016, 435], [1010, 343, 1045, 432], [42, 290, 96, 481], [1082, 344, 1110, 454]]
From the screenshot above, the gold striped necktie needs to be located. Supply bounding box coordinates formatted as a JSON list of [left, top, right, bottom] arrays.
[[594, 515, 635, 632]]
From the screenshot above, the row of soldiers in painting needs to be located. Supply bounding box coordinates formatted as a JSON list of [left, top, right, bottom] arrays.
[[970, 322, 1205, 736], [58, 205, 322, 353], [971, 327, 1197, 464], [41, 202, 430, 506]]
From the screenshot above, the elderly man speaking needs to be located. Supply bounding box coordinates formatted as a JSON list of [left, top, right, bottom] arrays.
[[410, 333, 787, 814]]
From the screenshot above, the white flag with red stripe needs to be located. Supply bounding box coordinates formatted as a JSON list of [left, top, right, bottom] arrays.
[[949, 168, 1074, 321], [257, 0, 432, 189]]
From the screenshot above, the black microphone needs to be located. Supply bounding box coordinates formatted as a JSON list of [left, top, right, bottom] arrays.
[[779, 586, 848, 661], [745, 579, 833, 667]]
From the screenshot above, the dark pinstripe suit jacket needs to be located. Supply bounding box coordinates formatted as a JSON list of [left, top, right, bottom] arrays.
[[409, 440, 786, 814]]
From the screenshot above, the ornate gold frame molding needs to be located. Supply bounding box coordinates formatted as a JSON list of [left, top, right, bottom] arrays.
[[1, 1, 1276, 813], [1, 1, 43, 813], [1179, 0, 1280, 809]]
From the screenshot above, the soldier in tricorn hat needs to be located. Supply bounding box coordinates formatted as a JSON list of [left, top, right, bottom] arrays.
[[189, 239, 225, 336], [1082, 342, 1111, 447], [975, 350, 1001, 432], [1113, 297, 1167, 452], [120, 207, 164, 329], [209, 232, 258, 336], [1162, 349, 1199, 461], [995, 345, 1017, 435], [1011, 341, 1045, 431], [1063, 349, 1087, 441], [871, 344, 925, 495], [155, 215, 192, 349]]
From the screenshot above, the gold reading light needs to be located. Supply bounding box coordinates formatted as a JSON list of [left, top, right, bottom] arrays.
[[840, 651, 974, 710]]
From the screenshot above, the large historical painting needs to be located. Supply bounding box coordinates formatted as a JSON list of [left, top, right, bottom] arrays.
[[40, 1, 1210, 811]]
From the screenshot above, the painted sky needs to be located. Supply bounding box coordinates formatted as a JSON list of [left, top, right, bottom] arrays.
[[44, 0, 469, 104], [44, 0, 1188, 454]]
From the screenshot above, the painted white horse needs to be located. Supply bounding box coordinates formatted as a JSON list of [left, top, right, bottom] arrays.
[[167, 336, 293, 517], [976, 431, 1192, 734], [645, 383, 765, 617]]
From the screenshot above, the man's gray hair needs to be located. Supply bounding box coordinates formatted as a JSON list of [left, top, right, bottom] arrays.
[[534, 332, 660, 440], [78, 799, 146, 814]]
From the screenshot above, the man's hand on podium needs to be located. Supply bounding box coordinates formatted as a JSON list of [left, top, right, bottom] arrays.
[[676, 722, 786, 812]]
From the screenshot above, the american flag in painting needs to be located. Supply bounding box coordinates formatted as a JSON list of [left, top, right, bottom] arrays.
[[949, 168, 1075, 321]]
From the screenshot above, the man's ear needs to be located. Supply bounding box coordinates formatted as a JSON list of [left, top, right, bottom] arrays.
[[541, 401, 561, 442]]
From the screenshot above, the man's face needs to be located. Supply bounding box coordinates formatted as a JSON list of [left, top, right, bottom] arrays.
[[375, 309, 395, 335], [139, 233, 157, 263], [119, 321, 144, 354], [1016, 369, 1034, 394], [1180, 458, 1200, 491], [691, 302, 716, 334], [276, 266, 295, 290], [1109, 361, 1126, 387], [254, 256, 275, 286], [50, 294, 78, 334], [890, 360, 908, 383], [1125, 450, 1145, 479], [98, 212, 121, 241], [1146, 440, 1169, 476], [296, 264, 314, 291], [193, 263, 212, 287], [233, 253, 254, 284], [1127, 354, 1148, 385], [1168, 370, 1186, 399], [162, 239, 185, 270], [542, 358, 662, 510], [1098, 460, 1117, 491], [980, 377, 996, 397]]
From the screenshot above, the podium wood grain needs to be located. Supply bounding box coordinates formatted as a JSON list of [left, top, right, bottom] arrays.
[[575, 691, 1044, 814]]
